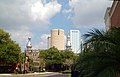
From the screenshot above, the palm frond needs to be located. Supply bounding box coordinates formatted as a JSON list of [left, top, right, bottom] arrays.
[[73, 28, 120, 77]]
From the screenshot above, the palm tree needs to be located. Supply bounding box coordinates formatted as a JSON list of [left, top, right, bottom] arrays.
[[72, 28, 120, 77]]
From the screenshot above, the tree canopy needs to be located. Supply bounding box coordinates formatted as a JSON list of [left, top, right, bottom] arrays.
[[39, 46, 77, 71], [39, 47, 64, 65], [0, 28, 21, 65]]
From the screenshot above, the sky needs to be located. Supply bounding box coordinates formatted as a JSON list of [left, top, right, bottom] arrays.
[[0, 0, 112, 51]]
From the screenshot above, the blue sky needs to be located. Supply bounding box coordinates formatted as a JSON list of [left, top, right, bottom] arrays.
[[0, 0, 112, 51]]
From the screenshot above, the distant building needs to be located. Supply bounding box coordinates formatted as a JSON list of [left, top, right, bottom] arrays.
[[26, 37, 32, 51], [47, 36, 51, 49], [25, 37, 32, 58], [104, 7, 111, 31], [25, 37, 40, 71], [50, 29, 65, 51], [66, 34, 72, 51], [25, 37, 39, 60], [104, 1, 120, 30], [69, 30, 81, 53], [80, 39, 84, 52]]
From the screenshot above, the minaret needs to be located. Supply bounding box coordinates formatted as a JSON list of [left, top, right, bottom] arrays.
[[24, 37, 32, 72], [66, 34, 72, 51], [26, 37, 32, 51]]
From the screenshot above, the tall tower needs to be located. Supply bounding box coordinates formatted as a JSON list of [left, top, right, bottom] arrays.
[[26, 37, 32, 51], [69, 30, 80, 53], [51, 29, 65, 50], [47, 36, 51, 49], [66, 34, 72, 50]]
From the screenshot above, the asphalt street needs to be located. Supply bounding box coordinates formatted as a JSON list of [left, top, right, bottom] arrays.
[[39, 73, 69, 77]]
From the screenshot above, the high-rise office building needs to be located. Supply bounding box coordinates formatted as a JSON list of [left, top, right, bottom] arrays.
[[69, 30, 80, 53], [51, 29, 65, 50]]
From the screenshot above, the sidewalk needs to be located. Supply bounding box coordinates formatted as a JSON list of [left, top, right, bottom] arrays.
[[0, 72, 54, 76]]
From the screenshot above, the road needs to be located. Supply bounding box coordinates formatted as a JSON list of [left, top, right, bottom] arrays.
[[36, 73, 69, 77], [0, 72, 70, 77]]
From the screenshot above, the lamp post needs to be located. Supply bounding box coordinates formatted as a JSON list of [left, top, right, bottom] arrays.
[[21, 58, 24, 74]]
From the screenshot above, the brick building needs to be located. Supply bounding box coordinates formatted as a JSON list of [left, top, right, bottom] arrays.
[[104, 1, 120, 30]]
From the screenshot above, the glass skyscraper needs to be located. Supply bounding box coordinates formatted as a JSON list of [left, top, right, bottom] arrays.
[[69, 30, 80, 53]]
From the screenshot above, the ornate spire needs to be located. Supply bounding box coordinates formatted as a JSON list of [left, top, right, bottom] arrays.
[[26, 37, 32, 50]]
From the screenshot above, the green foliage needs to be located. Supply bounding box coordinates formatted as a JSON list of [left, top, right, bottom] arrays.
[[29, 58, 34, 71], [62, 50, 77, 70], [73, 28, 120, 77], [63, 50, 74, 59], [0, 28, 21, 65], [0, 28, 10, 44], [62, 70, 71, 74], [19, 52, 25, 63], [40, 47, 63, 65], [39, 46, 77, 71]]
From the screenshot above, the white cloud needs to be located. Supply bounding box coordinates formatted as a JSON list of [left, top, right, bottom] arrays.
[[7, 26, 33, 51], [69, 0, 80, 6], [0, 0, 62, 50], [63, 8, 72, 14], [62, 8, 73, 19], [9, 26, 32, 41], [40, 34, 50, 43], [0, 0, 62, 30], [33, 34, 50, 50], [31, 0, 61, 21], [68, 0, 112, 26]]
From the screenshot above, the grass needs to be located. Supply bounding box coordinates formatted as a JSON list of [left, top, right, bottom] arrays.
[[61, 70, 71, 74], [68, 74, 71, 77]]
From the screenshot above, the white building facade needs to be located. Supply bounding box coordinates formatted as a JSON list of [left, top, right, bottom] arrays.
[[69, 30, 81, 53]]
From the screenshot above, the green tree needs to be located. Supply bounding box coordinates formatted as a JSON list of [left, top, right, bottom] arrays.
[[29, 58, 34, 71], [73, 28, 120, 77], [39, 50, 47, 71], [0, 28, 21, 65], [40, 47, 64, 65], [39, 47, 64, 71], [39, 58, 45, 71], [19, 52, 25, 63], [62, 50, 77, 70], [63, 59, 73, 70], [39, 47, 77, 71]]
